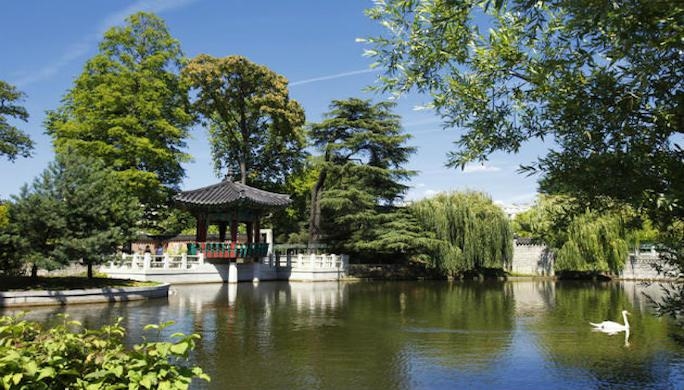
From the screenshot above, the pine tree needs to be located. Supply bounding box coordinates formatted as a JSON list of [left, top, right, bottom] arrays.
[[0, 155, 142, 278], [308, 98, 416, 257]]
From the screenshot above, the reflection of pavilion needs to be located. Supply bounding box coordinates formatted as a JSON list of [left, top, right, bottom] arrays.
[[102, 177, 349, 283]]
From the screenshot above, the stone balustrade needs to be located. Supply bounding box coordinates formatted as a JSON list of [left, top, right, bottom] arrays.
[[262, 253, 349, 270], [105, 252, 205, 271]]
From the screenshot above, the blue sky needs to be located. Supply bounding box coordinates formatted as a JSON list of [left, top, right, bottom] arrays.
[[1, 0, 540, 205]]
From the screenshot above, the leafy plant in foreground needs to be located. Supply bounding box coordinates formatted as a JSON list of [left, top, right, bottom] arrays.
[[0, 315, 209, 389]]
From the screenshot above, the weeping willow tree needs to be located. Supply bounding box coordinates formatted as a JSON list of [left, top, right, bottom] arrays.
[[411, 191, 513, 277], [554, 211, 629, 274]]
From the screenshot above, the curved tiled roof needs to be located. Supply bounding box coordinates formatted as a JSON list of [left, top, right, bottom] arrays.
[[174, 180, 291, 209]]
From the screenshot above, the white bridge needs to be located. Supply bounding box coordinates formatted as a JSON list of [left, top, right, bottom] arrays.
[[101, 252, 350, 284]]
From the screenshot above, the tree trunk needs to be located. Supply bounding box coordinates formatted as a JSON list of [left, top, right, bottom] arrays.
[[240, 160, 247, 184], [87, 261, 93, 279], [30, 264, 38, 279], [308, 168, 327, 250]]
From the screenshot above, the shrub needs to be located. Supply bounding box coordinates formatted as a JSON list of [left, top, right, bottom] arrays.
[[0, 315, 209, 389]]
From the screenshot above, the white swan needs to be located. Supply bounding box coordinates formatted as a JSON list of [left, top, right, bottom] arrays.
[[590, 310, 630, 334]]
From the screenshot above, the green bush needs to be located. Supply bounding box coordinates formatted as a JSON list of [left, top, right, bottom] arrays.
[[0, 315, 209, 389]]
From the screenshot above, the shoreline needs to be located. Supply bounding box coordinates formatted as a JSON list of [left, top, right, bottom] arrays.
[[0, 283, 170, 307]]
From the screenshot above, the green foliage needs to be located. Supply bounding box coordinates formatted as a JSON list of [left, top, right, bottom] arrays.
[[45, 12, 192, 227], [146, 208, 195, 237], [182, 54, 306, 188], [0, 80, 33, 161], [307, 98, 416, 258], [515, 195, 662, 274], [554, 211, 629, 274], [511, 194, 580, 247], [269, 158, 320, 244], [355, 206, 437, 262], [55, 153, 143, 277], [410, 191, 513, 276], [364, 0, 684, 229], [0, 315, 209, 389], [0, 154, 141, 277], [0, 203, 7, 228], [1, 168, 67, 275]]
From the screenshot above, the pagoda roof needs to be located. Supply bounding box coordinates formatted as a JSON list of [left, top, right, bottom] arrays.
[[174, 180, 291, 210]]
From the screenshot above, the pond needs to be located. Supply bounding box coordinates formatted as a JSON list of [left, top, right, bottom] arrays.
[[4, 280, 684, 389]]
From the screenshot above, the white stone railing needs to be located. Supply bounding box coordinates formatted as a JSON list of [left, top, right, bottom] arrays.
[[103, 252, 205, 271], [264, 253, 349, 270]]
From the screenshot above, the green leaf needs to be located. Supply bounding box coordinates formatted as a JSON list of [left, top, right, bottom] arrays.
[[169, 342, 188, 355], [36, 367, 56, 381], [23, 360, 38, 376]]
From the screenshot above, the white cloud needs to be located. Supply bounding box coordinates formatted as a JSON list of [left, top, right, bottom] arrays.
[[423, 189, 439, 198], [461, 163, 501, 173], [13, 0, 197, 87], [290, 68, 379, 87]]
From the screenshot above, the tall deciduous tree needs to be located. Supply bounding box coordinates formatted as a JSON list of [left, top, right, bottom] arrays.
[[308, 98, 415, 256], [0, 80, 33, 161], [513, 195, 660, 274], [46, 12, 192, 229], [182, 54, 306, 188], [411, 191, 513, 277], [554, 211, 629, 275], [364, 0, 683, 225]]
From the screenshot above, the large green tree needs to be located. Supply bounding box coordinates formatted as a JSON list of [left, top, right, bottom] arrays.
[[182, 55, 306, 188], [513, 195, 661, 275], [0, 80, 33, 161], [46, 12, 192, 230], [1, 171, 66, 277], [307, 98, 416, 258], [364, 0, 683, 225], [56, 154, 142, 278], [411, 191, 513, 277], [0, 154, 141, 278]]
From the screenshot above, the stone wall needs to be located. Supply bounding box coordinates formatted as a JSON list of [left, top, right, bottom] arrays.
[[511, 242, 554, 277], [511, 241, 677, 280], [620, 253, 679, 280]]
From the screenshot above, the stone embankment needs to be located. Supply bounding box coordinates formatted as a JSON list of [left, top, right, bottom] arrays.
[[0, 283, 169, 307]]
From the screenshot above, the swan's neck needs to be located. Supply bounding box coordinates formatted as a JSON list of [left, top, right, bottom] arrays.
[[622, 312, 630, 328]]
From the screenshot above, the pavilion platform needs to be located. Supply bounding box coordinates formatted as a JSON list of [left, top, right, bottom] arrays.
[[100, 252, 350, 284], [102, 176, 349, 283]]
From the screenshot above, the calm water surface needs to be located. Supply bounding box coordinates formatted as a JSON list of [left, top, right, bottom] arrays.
[[4, 280, 684, 389]]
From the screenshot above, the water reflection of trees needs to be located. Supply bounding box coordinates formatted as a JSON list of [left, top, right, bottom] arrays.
[[532, 281, 681, 388], [396, 281, 515, 371], [154, 281, 517, 388], [183, 281, 413, 389]]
